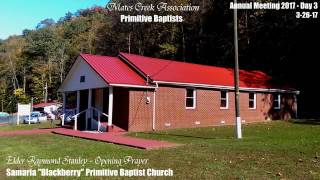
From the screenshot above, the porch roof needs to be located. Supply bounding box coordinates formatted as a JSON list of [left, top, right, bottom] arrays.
[[80, 54, 150, 87]]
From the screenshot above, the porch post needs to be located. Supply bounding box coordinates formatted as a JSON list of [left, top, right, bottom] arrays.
[[62, 92, 66, 126], [74, 116, 77, 130], [76, 91, 80, 114], [108, 86, 113, 129], [86, 89, 92, 130], [98, 112, 101, 132]]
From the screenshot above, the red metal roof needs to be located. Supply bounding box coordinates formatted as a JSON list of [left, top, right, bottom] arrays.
[[78, 52, 291, 90], [80, 54, 148, 86], [120, 52, 275, 89]]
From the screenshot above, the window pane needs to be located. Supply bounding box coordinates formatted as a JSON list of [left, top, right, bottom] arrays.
[[273, 99, 279, 107], [273, 95, 280, 108], [80, 76, 85, 83], [249, 100, 254, 108], [249, 93, 254, 100], [221, 91, 226, 98], [221, 99, 226, 107], [186, 98, 194, 107], [186, 89, 194, 97]]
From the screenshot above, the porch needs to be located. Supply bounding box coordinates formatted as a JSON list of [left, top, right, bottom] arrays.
[[61, 86, 129, 132]]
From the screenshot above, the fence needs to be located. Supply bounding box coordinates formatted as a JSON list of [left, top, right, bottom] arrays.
[[0, 115, 24, 125]]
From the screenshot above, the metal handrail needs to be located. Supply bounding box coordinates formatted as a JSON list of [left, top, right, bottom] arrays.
[[90, 107, 108, 132], [90, 107, 108, 117], [63, 107, 108, 131], [72, 109, 89, 118]]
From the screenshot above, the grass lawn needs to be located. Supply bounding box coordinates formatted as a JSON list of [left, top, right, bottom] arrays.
[[0, 120, 320, 179]]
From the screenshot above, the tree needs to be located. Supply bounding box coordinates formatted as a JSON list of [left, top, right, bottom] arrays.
[[0, 2, 318, 116], [36, 18, 55, 29]]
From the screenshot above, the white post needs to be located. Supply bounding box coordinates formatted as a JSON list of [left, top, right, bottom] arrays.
[[108, 86, 113, 128], [236, 117, 242, 138], [76, 91, 80, 114], [17, 103, 19, 125], [17, 112, 19, 125], [61, 114, 65, 126], [152, 91, 156, 130], [87, 89, 92, 131], [29, 103, 31, 125], [74, 116, 77, 130], [62, 92, 66, 126], [98, 112, 101, 132]]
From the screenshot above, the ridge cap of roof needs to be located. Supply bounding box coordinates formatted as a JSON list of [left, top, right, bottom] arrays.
[[80, 53, 118, 60]]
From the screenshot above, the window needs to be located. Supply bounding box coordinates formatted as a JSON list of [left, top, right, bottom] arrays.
[[249, 93, 256, 109], [185, 89, 196, 109], [220, 91, 229, 109], [273, 94, 281, 109], [80, 76, 85, 83]]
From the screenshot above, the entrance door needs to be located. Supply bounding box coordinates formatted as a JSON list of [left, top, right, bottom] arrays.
[[91, 89, 104, 130], [78, 90, 88, 130]]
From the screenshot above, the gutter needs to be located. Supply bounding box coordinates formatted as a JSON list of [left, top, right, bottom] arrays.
[[154, 80, 300, 95], [110, 83, 156, 89]]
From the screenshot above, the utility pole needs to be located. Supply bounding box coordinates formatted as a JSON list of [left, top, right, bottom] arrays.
[[234, 0, 242, 139]]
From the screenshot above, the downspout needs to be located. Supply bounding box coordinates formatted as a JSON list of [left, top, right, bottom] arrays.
[[152, 82, 159, 131]]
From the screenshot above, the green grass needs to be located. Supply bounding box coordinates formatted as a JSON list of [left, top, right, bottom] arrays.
[[0, 120, 320, 179]]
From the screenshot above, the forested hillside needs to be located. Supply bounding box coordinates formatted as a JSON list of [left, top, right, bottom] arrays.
[[0, 0, 319, 117]]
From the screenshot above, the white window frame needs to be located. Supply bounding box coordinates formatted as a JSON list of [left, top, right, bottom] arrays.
[[185, 88, 196, 109], [249, 93, 257, 109], [220, 91, 229, 109], [274, 94, 281, 109]]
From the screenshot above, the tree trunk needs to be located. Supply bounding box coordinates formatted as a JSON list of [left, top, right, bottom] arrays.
[[246, 10, 250, 45], [171, 24, 175, 60], [128, 33, 131, 54], [23, 67, 26, 93], [59, 44, 66, 83], [8, 55, 19, 90], [181, 25, 186, 62], [44, 82, 48, 103]]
